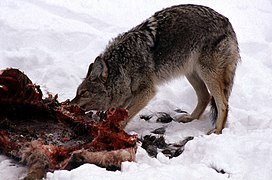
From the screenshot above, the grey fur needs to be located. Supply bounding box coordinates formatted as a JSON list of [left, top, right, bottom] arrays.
[[72, 4, 240, 134]]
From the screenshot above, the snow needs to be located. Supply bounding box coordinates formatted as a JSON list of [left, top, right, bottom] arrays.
[[1, 0, 272, 179]]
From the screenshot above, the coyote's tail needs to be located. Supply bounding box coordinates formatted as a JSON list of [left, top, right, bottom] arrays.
[[210, 97, 218, 125]]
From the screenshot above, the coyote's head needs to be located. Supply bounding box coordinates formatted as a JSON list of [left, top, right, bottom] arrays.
[[71, 56, 111, 111]]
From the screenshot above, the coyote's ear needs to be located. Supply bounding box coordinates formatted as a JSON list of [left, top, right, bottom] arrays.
[[86, 63, 93, 78], [90, 56, 108, 83]]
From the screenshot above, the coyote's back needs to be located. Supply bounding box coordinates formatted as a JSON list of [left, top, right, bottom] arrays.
[[72, 4, 240, 134]]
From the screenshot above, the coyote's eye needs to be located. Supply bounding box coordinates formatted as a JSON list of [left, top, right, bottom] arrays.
[[79, 89, 89, 97]]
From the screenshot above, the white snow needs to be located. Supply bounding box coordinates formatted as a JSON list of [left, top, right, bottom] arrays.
[[1, 0, 272, 179]]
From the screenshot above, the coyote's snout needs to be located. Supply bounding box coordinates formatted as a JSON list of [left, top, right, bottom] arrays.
[[72, 4, 240, 134]]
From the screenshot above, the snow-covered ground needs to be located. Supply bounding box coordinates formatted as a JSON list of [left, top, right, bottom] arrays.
[[1, 0, 272, 179]]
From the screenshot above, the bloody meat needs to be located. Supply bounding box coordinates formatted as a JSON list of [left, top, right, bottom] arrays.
[[0, 68, 137, 179]]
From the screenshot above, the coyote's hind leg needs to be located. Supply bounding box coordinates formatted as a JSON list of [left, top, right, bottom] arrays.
[[176, 73, 211, 123]]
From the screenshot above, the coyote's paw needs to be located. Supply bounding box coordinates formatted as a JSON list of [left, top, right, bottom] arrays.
[[207, 128, 222, 135], [174, 113, 194, 123]]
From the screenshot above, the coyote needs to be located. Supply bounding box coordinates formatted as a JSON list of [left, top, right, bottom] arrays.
[[72, 4, 240, 134]]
